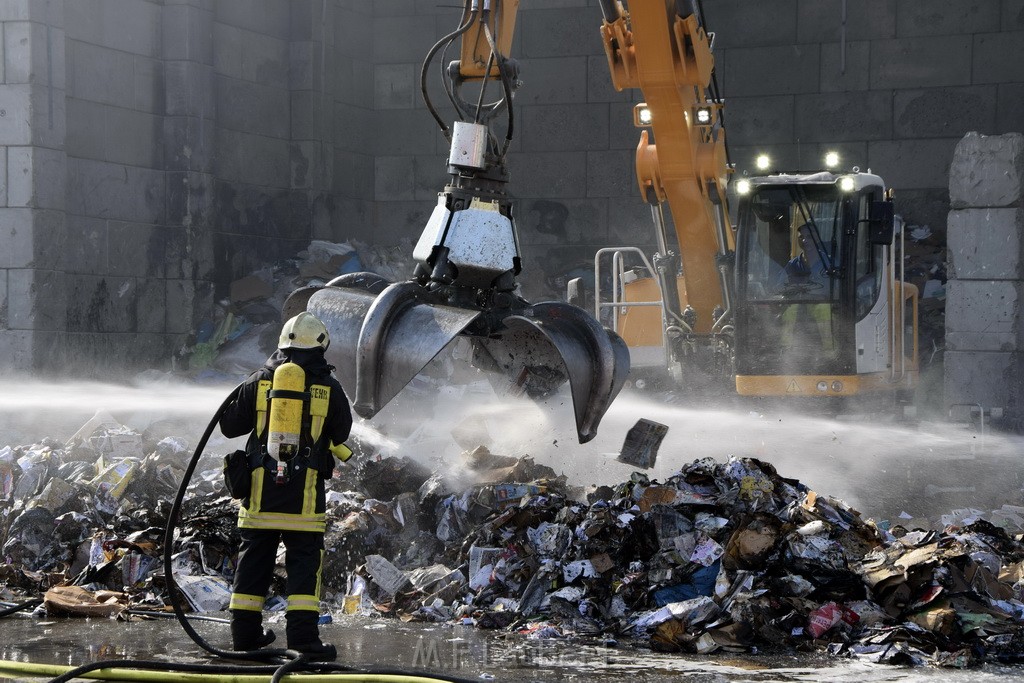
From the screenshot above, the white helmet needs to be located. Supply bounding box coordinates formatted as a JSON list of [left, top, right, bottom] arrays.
[[279, 312, 330, 351]]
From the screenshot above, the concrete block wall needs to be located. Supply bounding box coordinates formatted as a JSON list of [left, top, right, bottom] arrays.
[[1, 0, 1023, 380], [945, 132, 1024, 420]]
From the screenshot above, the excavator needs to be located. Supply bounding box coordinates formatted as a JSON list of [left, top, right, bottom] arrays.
[[284, 0, 918, 445]]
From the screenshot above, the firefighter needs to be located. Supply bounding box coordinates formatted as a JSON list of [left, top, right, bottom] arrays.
[[219, 312, 353, 661]]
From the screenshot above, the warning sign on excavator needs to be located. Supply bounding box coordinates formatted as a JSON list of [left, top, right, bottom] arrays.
[[786, 380, 801, 393]]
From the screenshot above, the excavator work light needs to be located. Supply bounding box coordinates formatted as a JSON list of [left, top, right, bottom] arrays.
[[824, 151, 840, 168], [694, 105, 713, 125], [735, 179, 751, 195], [755, 154, 771, 171], [634, 103, 653, 127], [839, 176, 856, 192]]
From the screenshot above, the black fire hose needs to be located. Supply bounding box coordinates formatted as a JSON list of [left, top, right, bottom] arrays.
[[0, 598, 42, 618]]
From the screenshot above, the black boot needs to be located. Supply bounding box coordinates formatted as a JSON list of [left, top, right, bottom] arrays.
[[286, 612, 336, 661], [231, 610, 276, 651]]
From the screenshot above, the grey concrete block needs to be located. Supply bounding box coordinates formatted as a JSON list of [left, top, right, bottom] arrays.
[[289, 40, 323, 91], [894, 86, 997, 140], [213, 128, 290, 187], [944, 349, 1022, 412], [517, 196, 608, 246], [134, 56, 164, 114], [1006, 0, 1024, 29], [371, 108, 439, 156], [8, 267, 65, 330], [607, 196, 657, 247], [214, 0, 289, 40], [413, 155, 447, 201], [506, 151, 586, 199], [240, 29, 288, 87], [895, 188, 949, 238], [867, 138, 958, 190], [333, 5, 373, 59], [162, 116, 216, 173], [819, 41, 870, 93], [214, 75, 289, 139], [794, 90, 892, 143], [107, 221, 177, 279], [374, 156, 415, 202], [371, 199, 431, 246], [896, 0, 999, 37], [213, 22, 243, 78], [103, 108, 161, 168], [949, 132, 1024, 208], [28, 81, 65, 150], [701, 0, 797, 48], [324, 197, 373, 241], [332, 102, 375, 153], [164, 60, 214, 117], [66, 158, 166, 223], [7, 145, 65, 210], [586, 149, 633, 198], [996, 83, 1024, 135], [162, 3, 213, 63], [64, 0, 158, 57], [796, 0, 897, 42], [0, 330, 35, 371], [0, 208, 32, 267], [332, 149, 374, 200], [0, 269, 6, 327], [0, 146, 7, 206], [61, 215, 107, 275], [948, 208, 1024, 280], [290, 90, 326, 141], [374, 62, 416, 110], [67, 40, 135, 107], [371, 14, 439, 64], [974, 31, 1024, 85], [0, 0, 29, 21], [587, 55, 633, 104], [520, 8, 604, 59], [328, 55, 373, 106], [63, 274, 136, 333], [720, 45, 820, 97], [517, 57, 587, 106], [135, 278, 166, 333], [945, 279, 1023, 351], [0, 84, 32, 145], [290, 140, 326, 190], [725, 95, 795, 146], [870, 36, 972, 89], [521, 103, 609, 153], [165, 279, 197, 334], [608, 101, 641, 151]]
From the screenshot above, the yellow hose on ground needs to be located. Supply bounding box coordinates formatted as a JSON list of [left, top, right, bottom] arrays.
[[0, 660, 457, 683]]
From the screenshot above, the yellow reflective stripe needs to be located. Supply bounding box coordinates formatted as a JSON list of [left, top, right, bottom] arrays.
[[250, 468, 265, 513], [237, 507, 326, 533], [309, 384, 329, 442], [329, 442, 352, 462], [287, 594, 319, 612], [302, 468, 317, 517], [255, 380, 272, 438], [229, 593, 264, 612]]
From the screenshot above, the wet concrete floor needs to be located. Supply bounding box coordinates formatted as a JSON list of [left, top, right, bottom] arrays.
[[3, 614, 1024, 682]]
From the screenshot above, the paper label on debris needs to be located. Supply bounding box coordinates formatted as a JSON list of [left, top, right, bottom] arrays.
[[176, 575, 232, 613], [562, 560, 598, 583], [690, 533, 724, 566], [469, 546, 502, 580], [365, 554, 409, 595]]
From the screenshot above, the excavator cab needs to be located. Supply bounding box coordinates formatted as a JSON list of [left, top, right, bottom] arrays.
[[284, 0, 628, 444], [733, 171, 918, 400]]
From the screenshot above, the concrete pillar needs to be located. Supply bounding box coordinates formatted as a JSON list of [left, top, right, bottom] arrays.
[[0, 0, 66, 374], [161, 0, 216, 337], [945, 132, 1024, 423]]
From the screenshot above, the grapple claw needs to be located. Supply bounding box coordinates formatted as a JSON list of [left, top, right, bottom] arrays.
[[473, 302, 629, 443]]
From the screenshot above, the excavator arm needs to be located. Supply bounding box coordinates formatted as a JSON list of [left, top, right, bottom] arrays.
[[286, 0, 630, 444], [598, 0, 735, 387]]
